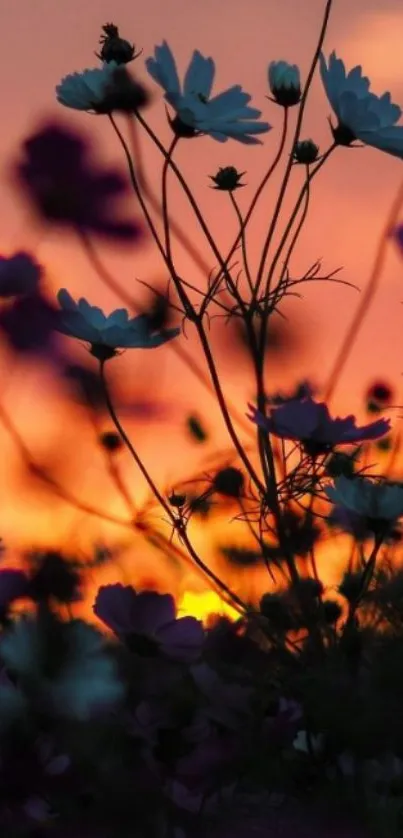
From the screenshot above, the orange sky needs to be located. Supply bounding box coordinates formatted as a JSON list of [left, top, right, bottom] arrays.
[[1, 0, 403, 619]]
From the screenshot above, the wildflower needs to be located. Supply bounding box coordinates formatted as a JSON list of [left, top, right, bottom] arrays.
[[0, 252, 42, 298], [0, 289, 60, 356], [13, 123, 143, 240], [325, 475, 403, 523], [96, 22, 142, 65], [93, 585, 204, 663], [145, 41, 271, 143], [55, 290, 180, 359], [268, 61, 301, 107], [0, 613, 123, 720], [247, 395, 390, 454], [293, 139, 319, 165], [56, 60, 149, 113], [320, 52, 403, 158], [209, 166, 246, 191]]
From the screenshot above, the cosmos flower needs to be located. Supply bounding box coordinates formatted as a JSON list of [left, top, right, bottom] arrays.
[[268, 61, 301, 107], [320, 52, 403, 158], [247, 395, 390, 450], [325, 475, 403, 522], [145, 41, 271, 143], [0, 614, 124, 720], [56, 290, 180, 356], [57, 62, 149, 114], [56, 62, 120, 111], [13, 122, 142, 240], [0, 252, 42, 298], [93, 584, 204, 663]]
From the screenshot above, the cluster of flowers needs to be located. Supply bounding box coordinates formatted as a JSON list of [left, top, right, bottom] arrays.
[[0, 555, 399, 838], [3, 10, 403, 837]]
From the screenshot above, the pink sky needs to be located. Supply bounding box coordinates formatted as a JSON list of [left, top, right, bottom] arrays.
[[1, 0, 403, 613]]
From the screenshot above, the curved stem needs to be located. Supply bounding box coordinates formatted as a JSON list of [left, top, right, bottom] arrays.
[[279, 163, 311, 284], [161, 136, 179, 262], [108, 114, 168, 266], [211, 108, 289, 295], [126, 115, 214, 278], [258, 144, 335, 359], [134, 111, 247, 315], [99, 360, 248, 610], [254, 0, 335, 302], [229, 191, 254, 295]]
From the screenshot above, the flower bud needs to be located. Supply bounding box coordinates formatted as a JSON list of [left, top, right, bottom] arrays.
[[168, 492, 187, 508], [322, 599, 342, 624], [213, 467, 244, 498], [97, 23, 141, 65], [260, 593, 295, 632], [293, 139, 319, 165], [268, 61, 301, 107], [209, 166, 246, 191], [338, 571, 364, 604], [100, 431, 122, 452]]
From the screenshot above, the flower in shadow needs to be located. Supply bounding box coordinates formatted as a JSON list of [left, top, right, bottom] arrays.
[[12, 121, 143, 240], [93, 585, 204, 663]]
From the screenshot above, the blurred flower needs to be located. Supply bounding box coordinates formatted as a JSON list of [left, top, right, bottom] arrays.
[[320, 52, 403, 157], [26, 550, 81, 604], [326, 475, 403, 522], [0, 613, 124, 720], [99, 431, 123, 452], [0, 289, 60, 356], [57, 61, 149, 113], [56, 62, 119, 110], [145, 41, 271, 143], [293, 729, 324, 755], [56, 289, 180, 358], [247, 395, 390, 453], [209, 166, 246, 191], [293, 139, 319, 165], [190, 663, 252, 728], [0, 252, 42, 298], [327, 504, 371, 541], [0, 570, 29, 614], [268, 61, 301, 106], [96, 22, 142, 65], [186, 415, 208, 442], [365, 379, 394, 406], [212, 466, 244, 498], [93, 585, 204, 663], [13, 122, 142, 240]]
